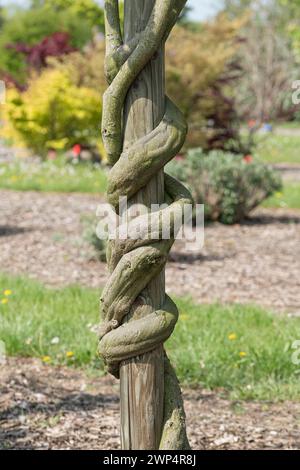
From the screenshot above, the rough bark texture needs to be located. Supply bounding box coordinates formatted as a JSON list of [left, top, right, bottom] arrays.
[[99, 0, 191, 450]]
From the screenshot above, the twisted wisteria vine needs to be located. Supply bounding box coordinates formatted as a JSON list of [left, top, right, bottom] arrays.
[[98, 0, 192, 449]]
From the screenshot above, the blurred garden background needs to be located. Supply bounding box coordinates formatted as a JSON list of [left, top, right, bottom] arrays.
[[0, 0, 300, 450]]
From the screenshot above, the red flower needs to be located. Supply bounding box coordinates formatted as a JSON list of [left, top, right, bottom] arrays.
[[243, 155, 253, 163], [72, 144, 81, 156]]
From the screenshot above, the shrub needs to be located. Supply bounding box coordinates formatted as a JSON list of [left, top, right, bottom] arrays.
[[0, 4, 95, 83], [166, 16, 245, 152], [167, 149, 282, 224], [7, 32, 76, 73], [82, 215, 107, 262], [1, 68, 102, 156], [40, 16, 245, 154]]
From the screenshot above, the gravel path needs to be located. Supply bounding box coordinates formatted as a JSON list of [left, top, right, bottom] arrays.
[[1, 190, 300, 312], [1, 358, 300, 450]]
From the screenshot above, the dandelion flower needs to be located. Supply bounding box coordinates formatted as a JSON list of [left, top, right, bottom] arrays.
[[180, 314, 189, 321], [42, 356, 51, 363], [239, 351, 247, 358], [228, 333, 237, 341], [1, 298, 8, 304], [66, 351, 74, 358], [4, 290, 12, 296]]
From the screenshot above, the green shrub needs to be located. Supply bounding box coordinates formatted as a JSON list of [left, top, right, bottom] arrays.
[[82, 215, 107, 262], [167, 149, 282, 224]]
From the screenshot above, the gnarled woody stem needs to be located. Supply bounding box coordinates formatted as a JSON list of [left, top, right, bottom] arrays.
[[99, 0, 192, 449]]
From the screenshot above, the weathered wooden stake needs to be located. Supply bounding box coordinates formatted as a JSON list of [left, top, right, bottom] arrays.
[[120, 0, 165, 450], [99, 0, 191, 451]]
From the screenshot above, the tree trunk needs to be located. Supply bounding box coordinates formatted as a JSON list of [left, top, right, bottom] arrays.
[[120, 0, 165, 450]]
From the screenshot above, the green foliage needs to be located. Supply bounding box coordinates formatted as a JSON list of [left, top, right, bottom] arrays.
[[166, 17, 245, 151], [48, 41, 107, 94], [0, 3, 102, 82], [278, 0, 300, 56], [2, 68, 102, 156], [0, 158, 107, 194], [2, 14, 245, 153], [1, 273, 300, 401], [31, 0, 104, 29], [82, 215, 107, 262], [167, 149, 282, 224]]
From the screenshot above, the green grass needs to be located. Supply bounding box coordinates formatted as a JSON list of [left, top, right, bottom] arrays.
[[1, 273, 300, 401], [255, 134, 300, 164], [263, 184, 300, 209], [0, 158, 107, 193], [275, 122, 300, 130]]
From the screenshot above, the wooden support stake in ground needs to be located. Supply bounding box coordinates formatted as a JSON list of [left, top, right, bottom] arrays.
[[99, 0, 192, 450]]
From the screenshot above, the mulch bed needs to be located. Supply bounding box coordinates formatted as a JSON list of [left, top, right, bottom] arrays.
[[1, 190, 300, 313], [1, 190, 300, 450], [274, 163, 300, 182], [1, 358, 300, 450]]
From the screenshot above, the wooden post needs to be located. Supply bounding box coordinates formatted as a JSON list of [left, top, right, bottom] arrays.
[[100, 0, 190, 450], [119, 0, 165, 450]]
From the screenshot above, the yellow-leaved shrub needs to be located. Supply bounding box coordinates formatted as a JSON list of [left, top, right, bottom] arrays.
[[1, 68, 102, 156]]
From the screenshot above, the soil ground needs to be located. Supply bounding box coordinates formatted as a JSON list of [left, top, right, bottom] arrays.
[[1, 190, 299, 313], [1, 358, 300, 450], [1, 189, 300, 450]]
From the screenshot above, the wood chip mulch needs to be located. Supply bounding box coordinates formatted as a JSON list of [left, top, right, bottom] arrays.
[[1, 358, 300, 450], [1, 190, 300, 313]]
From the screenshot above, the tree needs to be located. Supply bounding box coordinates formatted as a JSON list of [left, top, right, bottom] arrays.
[[166, 14, 244, 151], [30, 0, 105, 30], [0, 6, 5, 30], [235, 14, 298, 123], [7, 32, 76, 72], [222, 0, 253, 17], [0, 2, 103, 82], [99, 0, 191, 449], [223, 0, 299, 123]]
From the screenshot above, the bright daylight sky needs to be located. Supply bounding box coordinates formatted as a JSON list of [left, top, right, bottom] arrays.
[[1, 0, 223, 21], [188, 0, 223, 21]]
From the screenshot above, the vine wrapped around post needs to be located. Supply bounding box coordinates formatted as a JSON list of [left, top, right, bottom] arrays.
[[99, 0, 192, 449]]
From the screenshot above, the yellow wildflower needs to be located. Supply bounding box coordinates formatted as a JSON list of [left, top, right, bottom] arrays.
[[1, 298, 8, 304], [4, 290, 12, 296], [66, 351, 74, 358], [42, 356, 51, 363], [180, 314, 189, 321], [228, 333, 237, 341], [239, 351, 247, 358]]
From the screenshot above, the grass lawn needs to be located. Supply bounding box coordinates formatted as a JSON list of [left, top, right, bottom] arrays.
[[0, 158, 107, 193], [263, 184, 300, 209], [1, 273, 300, 401], [255, 134, 300, 165]]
